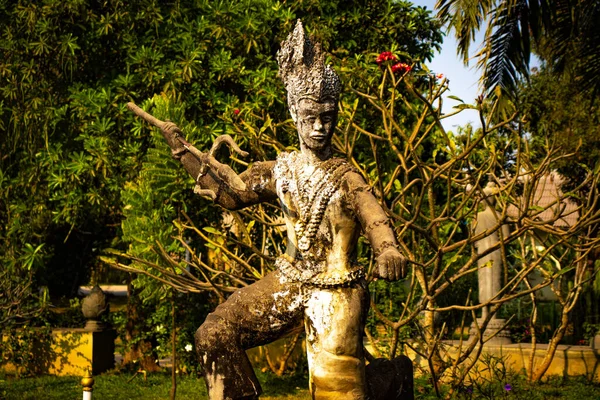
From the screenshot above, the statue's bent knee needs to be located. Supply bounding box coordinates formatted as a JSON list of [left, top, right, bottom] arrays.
[[195, 313, 262, 399], [195, 313, 233, 360]]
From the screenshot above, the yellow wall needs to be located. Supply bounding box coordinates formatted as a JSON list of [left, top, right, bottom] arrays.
[[404, 341, 600, 381], [2, 328, 115, 376]]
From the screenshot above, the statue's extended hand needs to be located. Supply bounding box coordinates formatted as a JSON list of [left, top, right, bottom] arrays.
[[160, 121, 187, 157], [375, 247, 407, 281]]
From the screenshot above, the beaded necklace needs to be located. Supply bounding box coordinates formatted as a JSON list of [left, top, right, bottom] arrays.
[[291, 156, 355, 251]]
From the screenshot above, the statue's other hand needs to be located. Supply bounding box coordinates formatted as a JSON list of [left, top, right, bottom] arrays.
[[160, 121, 186, 157], [160, 120, 182, 137], [375, 248, 407, 281]]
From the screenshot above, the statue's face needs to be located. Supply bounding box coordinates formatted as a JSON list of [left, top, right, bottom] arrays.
[[293, 98, 337, 151]]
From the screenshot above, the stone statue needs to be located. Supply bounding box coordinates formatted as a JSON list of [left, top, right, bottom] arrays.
[[130, 20, 409, 399]]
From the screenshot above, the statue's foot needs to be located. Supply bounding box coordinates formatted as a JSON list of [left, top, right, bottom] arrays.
[[193, 185, 217, 200], [365, 355, 414, 400]]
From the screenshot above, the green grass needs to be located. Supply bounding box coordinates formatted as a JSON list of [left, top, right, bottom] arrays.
[[414, 374, 600, 400], [0, 370, 311, 400], [3, 371, 600, 399]]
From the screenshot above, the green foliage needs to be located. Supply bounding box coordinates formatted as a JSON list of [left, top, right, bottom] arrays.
[[583, 321, 600, 342], [43, 298, 87, 329], [0, 325, 53, 378], [458, 353, 520, 399], [520, 68, 600, 183]]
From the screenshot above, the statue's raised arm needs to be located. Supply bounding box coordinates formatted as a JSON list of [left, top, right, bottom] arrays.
[[127, 102, 277, 209]]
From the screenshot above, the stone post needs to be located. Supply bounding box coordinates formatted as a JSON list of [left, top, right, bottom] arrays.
[[470, 182, 512, 345], [80, 285, 116, 373]]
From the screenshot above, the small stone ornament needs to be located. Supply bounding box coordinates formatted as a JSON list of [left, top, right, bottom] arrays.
[[81, 285, 108, 331]]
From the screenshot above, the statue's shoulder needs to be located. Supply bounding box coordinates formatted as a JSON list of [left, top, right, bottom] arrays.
[[276, 150, 297, 163], [330, 157, 360, 180], [273, 150, 298, 181], [336, 162, 372, 198], [331, 156, 352, 168]]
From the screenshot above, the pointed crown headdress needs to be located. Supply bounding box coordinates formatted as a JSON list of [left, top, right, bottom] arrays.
[[277, 20, 341, 106]]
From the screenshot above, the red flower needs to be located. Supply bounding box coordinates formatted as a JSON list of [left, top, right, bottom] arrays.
[[391, 62, 411, 74], [376, 51, 397, 64], [436, 73, 444, 79], [233, 109, 240, 115]]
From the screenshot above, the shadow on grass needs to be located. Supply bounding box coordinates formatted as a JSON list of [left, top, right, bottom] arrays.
[[257, 369, 309, 398]]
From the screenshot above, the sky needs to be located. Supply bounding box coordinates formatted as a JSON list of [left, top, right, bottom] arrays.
[[411, 0, 485, 131]]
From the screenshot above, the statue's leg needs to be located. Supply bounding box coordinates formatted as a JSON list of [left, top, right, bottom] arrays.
[[304, 280, 369, 400], [195, 271, 304, 400]]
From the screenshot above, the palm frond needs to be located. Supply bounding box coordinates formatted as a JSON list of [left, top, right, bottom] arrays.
[[478, 0, 531, 97], [436, 0, 498, 63], [544, 0, 573, 71], [437, 0, 557, 98], [537, 0, 600, 95]]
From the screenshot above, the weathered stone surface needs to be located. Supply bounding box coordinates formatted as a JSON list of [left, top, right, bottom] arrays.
[[469, 318, 512, 345], [473, 183, 507, 319], [277, 20, 341, 108]]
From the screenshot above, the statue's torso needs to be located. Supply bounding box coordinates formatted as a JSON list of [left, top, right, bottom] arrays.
[[273, 151, 362, 286]]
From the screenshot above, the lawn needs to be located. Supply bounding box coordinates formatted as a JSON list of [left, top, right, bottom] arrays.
[[0, 370, 311, 400], [3, 370, 600, 399]]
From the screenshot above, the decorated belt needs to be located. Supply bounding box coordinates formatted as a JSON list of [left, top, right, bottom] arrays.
[[275, 254, 364, 287]]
